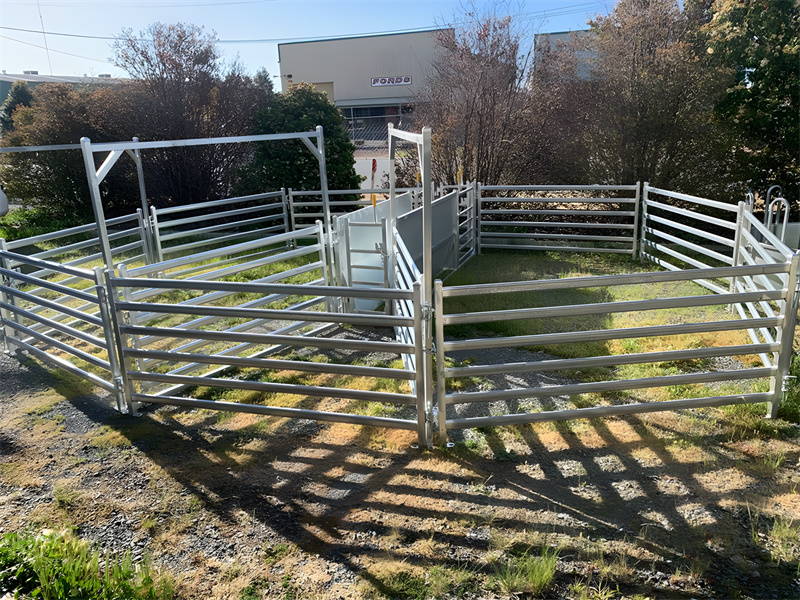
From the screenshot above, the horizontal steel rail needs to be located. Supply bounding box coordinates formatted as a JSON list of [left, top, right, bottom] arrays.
[[119, 324, 415, 354], [480, 197, 637, 204], [132, 393, 417, 430], [155, 191, 283, 216], [113, 276, 414, 300], [124, 349, 415, 380], [645, 213, 735, 247], [445, 343, 779, 378], [443, 317, 780, 352], [126, 227, 314, 277], [8, 340, 115, 392], [443, 289, 784, 326], [481, 209, 635, 217], [446, 367, 774, 405], [645, 199, 736, 230], [117, 301, 414, 327], [3, 287, 104, 327], [159, 211, 284, 241], [481, 221, 635, 230], [446, 393, 772, 429], [640, 252, 729, 295], [645, 187, 739, 212], [131, 371, 415, 405], [643, 225, 733, 264], [1, 301, 107, 350], [5, 320, 111, 372], [481, 184, 638, 192], [441, 263, 788, 298]]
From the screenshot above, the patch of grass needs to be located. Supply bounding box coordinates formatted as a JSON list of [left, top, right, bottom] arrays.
[[239, 576, 269, 600], [52, 481, 81, 509], [376, 570, 428, 600], [722, 403, 796, 441], [263, 542, 293, 565], [569, 577, 618, 600], [490, 547, 559, 596], [0, 529, 174, 599], [769, 517, 800, 565]]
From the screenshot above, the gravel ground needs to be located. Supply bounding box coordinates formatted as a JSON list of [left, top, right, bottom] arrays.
[[1, 336, 799, 599]]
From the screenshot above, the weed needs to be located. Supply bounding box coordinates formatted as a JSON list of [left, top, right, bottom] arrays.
[[280, 573, 298, 600], [769, 517, 800, 564], [0, 529, 174, 599], [239, 576, 269, 600], [376, 570, 428, 600], [569, 577, 618, 600], [52, 482, 81, 509], [490, 547, 559, 595], [263, 542, 293, 565]]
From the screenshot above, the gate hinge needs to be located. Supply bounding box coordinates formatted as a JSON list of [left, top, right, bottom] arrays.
[[782, 375, 797, 392]]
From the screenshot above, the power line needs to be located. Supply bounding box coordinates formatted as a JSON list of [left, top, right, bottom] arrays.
[[0, 2, 605, 46], [0, 33, 112, 63]]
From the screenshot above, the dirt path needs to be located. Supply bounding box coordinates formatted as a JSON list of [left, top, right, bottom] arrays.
[[1, 345, 799, 599]]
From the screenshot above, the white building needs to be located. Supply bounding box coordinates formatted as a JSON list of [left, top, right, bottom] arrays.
[[278, 29, 450, 152]]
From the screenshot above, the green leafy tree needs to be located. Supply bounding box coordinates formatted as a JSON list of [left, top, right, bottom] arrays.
[[239, 82, 360, 193], [1, 84, 99, 220], [532, 0, 740, 198], [705, 0, 800, 200], [111, 22, 274, 206], [0, 80, 33, 133]]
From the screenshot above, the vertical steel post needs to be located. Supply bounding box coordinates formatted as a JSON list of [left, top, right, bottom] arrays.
[[314, 220, 332, 313], [314, 126, 336, 287], [287, 188, 297, 233], [94, 266, 127, 413], [150, 206, 164, 265], [0, 239, 17, 353], [131, 137, 149, 218], [769, 252, 799, 419], [135, 209, 154, 265], [281, 188, 293, 237], [102, 269, 139, 415], [476, 182, 483, 255], [381, 217, 392, 314], [421, 127, 432, 300], [631, 181, 641, 260], [730, 201, 748, 301], [79, 137, 114, 270], [412, 279, 428, 446], [434, 280, 447, 444], [388, 124, 398, 270], [639, 182, 649, 264]]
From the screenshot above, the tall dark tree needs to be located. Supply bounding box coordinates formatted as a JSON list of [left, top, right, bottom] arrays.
[[110, 22, 273, 206], [705, 0, 800, 201], [0, 81, 33, 133], [239, 82, 360, 193], [1, 84, 98, 219]]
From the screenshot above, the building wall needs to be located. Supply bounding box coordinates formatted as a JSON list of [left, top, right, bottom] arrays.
[[278, 30, 447, 107]]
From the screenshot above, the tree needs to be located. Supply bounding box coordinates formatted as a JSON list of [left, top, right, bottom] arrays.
[[532, 0, 740, 198], [110, 23, 273, 206], [414, 2, 533, 184], [1, 84, 101, 218], [705, 0, 800, 200], [0, 81, 33, 133], [238, 82, 360, 193]]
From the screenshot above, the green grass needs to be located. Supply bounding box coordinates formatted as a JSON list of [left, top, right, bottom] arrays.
[[443, 249, 774, 409], [490, 547, 559, 596], [0, 530, 174, 599]]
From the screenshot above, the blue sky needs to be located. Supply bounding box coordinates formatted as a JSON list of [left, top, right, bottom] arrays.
[[1, 0, 614, 87]]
